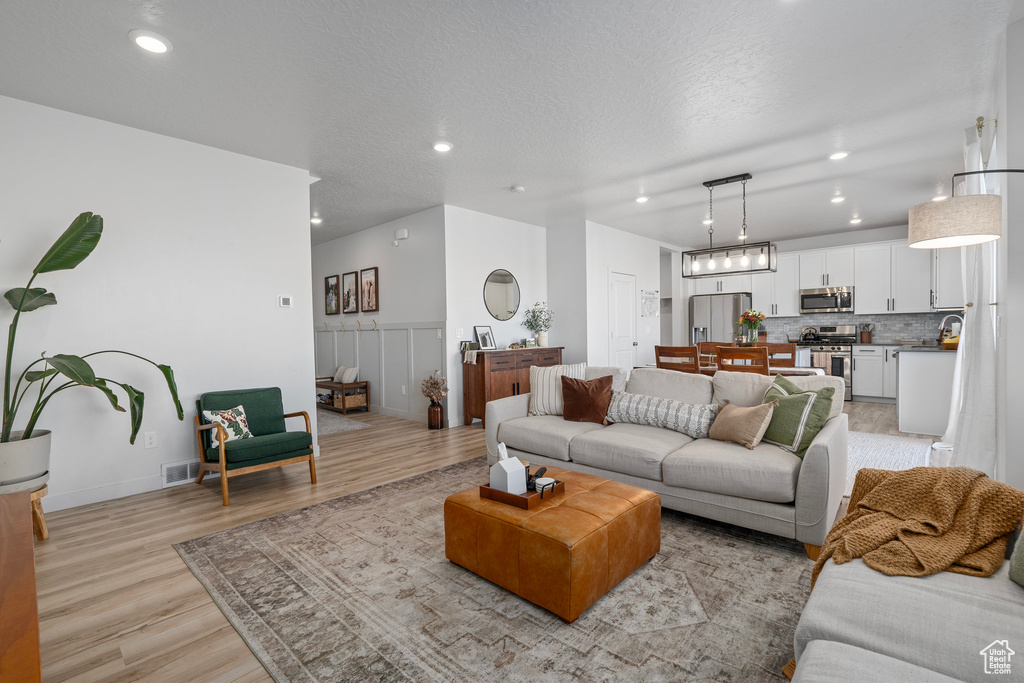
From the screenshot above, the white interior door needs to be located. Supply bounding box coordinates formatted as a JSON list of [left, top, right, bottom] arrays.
[[609, 271, 637, 368]]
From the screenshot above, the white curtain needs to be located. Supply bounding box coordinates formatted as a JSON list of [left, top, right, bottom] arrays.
[[947, 125, 999, 476]]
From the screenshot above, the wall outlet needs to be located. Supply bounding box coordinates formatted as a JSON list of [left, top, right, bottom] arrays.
[[401, 385, 407, 396], [144, 431, 157, 449], [456, 328, 464, 338]]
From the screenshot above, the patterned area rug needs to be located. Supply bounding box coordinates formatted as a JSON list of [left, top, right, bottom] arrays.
[[175, 458, 811, 682], [315, 406, 372, 435], [846, 431, 935, 496]]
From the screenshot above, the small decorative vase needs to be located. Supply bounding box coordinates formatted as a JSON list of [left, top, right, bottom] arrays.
[[537, 331, 548, 347], [428, 402, 444, 430], [745, 326, 760, 344]]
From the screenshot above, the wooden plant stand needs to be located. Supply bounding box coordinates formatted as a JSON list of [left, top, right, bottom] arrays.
[[30, 485, 48, 541]]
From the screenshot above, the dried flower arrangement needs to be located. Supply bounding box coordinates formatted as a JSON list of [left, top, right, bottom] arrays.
[[420, 370, 448, 405]]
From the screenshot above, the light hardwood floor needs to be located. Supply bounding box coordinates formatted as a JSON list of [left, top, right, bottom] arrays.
[[34, 402, 919, 681], [34, 411, 485, 682], [843, 400, 933, 439]]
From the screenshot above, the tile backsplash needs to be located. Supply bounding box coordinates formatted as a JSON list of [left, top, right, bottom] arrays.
[[761, 312, 951, 344]]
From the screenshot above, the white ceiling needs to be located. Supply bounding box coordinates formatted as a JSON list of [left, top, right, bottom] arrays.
[[1, 1, 1020, 246]]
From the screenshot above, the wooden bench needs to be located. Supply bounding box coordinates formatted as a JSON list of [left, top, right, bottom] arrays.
[[315, 379, 370, 415]]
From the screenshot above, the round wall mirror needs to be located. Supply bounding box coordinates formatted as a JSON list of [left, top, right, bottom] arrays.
[[483, 269, 520, 321]]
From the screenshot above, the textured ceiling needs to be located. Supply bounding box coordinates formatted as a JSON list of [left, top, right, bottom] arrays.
[[0, 0, 1018, 246]]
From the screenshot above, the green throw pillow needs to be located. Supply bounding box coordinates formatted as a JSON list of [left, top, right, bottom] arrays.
[[761, 375, 834, 458], [1010, 527, 1024, 588]]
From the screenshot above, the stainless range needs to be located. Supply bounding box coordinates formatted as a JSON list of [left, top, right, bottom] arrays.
[[798, 325, 855, 401]]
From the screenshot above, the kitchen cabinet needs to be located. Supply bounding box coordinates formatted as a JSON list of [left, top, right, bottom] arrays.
[[853, 242, 932, 314], [898, 350, 956, 436], [799, 248, 854, 289], [752, 254, 800, 317], [852, 346, 885, 397], [693, 275, 751, 295], [932, 247, 965, 310], [883, 346, 899, 399]]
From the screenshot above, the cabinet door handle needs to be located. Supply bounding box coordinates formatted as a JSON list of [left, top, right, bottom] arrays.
[[892, 297, 895, 311], [853, 358, 855, 371], [827, 273, 830, 286]]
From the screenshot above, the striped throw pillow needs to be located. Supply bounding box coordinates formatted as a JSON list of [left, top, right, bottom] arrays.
[[605, 391, 719, 439], [528, 363, 587, 416], [761, 375, 834, 457]]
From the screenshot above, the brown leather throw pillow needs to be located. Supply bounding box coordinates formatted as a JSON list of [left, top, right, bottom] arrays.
[[561, 374, 614, 424], [708, 400, 777, 449]]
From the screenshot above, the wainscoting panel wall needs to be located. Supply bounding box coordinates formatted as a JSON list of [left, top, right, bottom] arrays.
[[314, 321, 446, 422]]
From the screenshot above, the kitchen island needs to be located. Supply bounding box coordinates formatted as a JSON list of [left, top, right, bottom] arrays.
[[895, 348, 957, 436]]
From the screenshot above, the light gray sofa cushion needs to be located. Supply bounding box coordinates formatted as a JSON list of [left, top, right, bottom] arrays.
[[584, 366, 629, 392], [496, 415, 603, 462], [569, 423, 693, 481], [793, 640, 962, 683], [661, 439, 803, 503], [794, 559, 1024, 682], [712, 371, 845, 419], [625, 368, 713, 404]]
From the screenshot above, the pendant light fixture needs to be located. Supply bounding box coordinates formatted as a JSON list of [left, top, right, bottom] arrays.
[[682, 173, 777, 278]]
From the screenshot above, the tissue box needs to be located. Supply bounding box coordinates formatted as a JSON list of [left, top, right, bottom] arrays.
[[489, 458, 527, 495]]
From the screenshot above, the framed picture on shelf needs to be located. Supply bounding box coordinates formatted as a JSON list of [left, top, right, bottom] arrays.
[[361, 267, 379, 313], [474, 325, 496, 350], [342, 271, 359, 313], [324, 275, 340, 315]]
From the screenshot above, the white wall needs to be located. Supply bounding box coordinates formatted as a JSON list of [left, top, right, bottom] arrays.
[[585, 221, 673, 367], [310, 207, 447, 422], [0, 95, 316, 511], [444, 206, 547, 426], [546, 221, 589, 364]]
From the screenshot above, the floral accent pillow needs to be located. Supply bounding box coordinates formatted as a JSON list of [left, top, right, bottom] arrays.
[[202, 405, 253, 448]]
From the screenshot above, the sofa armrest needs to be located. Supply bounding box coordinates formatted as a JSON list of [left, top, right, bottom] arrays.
[[485, 394, 531, 461], [794, 413, 848, 546]]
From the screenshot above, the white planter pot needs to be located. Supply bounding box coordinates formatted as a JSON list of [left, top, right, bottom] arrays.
[[0, 430, 51, 494], [538, 331, 549, 347]]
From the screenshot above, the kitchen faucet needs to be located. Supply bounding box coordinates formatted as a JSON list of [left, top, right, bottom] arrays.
[[938, 314, 964, 330]]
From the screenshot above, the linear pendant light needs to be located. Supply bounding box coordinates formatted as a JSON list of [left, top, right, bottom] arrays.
[[909, 169, 1022, 249], [682, 173, 777, 278]]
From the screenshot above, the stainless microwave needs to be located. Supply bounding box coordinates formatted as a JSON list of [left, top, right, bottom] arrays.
[[800, 287, 854, 314]]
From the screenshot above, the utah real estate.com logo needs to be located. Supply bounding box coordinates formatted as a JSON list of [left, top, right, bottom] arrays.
[[980, 640, 1014, 675]]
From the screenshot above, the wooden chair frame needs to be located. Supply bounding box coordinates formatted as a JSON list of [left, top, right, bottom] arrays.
[[763, 343, 798, 368], [654, 346, 700, 373], [194, 411, 316, 506], [717, 346, 771, 375], [697, 342, 734, 372]]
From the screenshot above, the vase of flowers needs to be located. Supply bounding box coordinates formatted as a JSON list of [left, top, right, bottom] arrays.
[[523, 302, 554, 347], [421, 370, 448, 430], [738, 309, 766, 344]]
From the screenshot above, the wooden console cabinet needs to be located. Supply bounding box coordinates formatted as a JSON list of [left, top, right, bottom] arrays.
[[463, 347, 563, 427]]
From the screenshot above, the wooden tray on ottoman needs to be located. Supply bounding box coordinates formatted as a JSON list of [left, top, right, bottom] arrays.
[[479, 481, 565, 509]]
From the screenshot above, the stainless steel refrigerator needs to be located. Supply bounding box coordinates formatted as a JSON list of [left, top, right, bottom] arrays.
[[689, 293, 752, 345]]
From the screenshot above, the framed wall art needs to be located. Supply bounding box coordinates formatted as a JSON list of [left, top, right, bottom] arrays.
[[474, 325, 496, 350], [342, 271, 359, 313], [325, 274, 340, 315], [361, 266, 379, 313]]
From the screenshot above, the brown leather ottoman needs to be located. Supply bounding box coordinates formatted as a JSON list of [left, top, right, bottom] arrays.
[[443, 465, 661, 623]]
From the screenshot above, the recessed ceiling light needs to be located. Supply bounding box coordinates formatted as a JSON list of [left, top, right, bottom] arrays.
[[129, 30, 172, 54], [932, 195, 948, 202], [635, 196, 649, 203], [829, 152, 849, 160], [433, 142, 453, 152], [310, 217, 322, 225], [850, 218, 862, 225], [831, 196, 845, 203], [702, 219, 713, 225]]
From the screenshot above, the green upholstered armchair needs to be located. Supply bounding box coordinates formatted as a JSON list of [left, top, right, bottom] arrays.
[[193, 387, 316, 505]]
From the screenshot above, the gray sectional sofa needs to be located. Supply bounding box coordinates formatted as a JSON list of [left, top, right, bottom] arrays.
[[485, 367, 848, 551], [792, 550, 1024, 682]]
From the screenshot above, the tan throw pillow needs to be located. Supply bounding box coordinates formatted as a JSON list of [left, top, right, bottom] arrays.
[[708, 400, 777, 450], [561, 375, 613, 424], [333, 365, 348, 382]]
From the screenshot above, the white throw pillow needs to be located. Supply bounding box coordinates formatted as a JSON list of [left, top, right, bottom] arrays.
[[606, 391, 720, 439], [342, 366, 359, 383], [201, 405, 253, 448], [528, 363, 586, 416], [333, 365, 348, 382]]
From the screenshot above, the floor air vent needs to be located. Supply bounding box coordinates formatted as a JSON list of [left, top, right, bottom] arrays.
[[161, 460, 217, 488]]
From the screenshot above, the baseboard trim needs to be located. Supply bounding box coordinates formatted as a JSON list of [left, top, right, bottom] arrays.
[[44, 475, 164, 513]]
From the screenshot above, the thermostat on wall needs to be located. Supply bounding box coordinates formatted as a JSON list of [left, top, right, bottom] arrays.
[[278, 295, 293, 308]]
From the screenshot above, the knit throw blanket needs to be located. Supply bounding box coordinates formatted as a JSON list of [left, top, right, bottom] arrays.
[[811, 466, 1024, 587]]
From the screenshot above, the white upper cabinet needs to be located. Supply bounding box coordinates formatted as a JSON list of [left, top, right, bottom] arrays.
[[932, 247, 965, 310], [854, 242, 932, 314], [853, 244, 893, 315], [750, 271, 773, 315], [799, 248, 854, 289], [753, 253, 801, 317], [891, 244, 932, 313], [692, 275, 751, 296]]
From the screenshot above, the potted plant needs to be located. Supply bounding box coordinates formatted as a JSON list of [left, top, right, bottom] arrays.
[[523, 302, 554, 347], [738, 309, 767, 344], [0, 212, 184, 494], [420, 370, 448, 430]]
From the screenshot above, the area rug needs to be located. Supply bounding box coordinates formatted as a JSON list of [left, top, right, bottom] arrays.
[[846, 431, 935, 496], [175, 458, 811, 682], [315, 406, 372, 435]]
